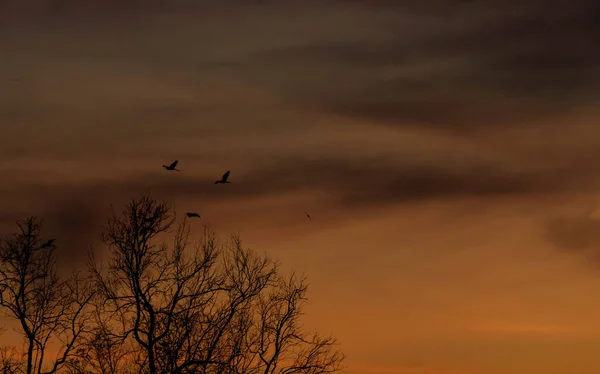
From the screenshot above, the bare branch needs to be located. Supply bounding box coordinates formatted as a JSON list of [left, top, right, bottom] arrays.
[[0, 217, 95, 374], [2, 196, 344, 374]]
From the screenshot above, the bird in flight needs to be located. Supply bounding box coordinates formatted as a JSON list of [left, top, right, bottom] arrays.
[[186, 212, 201, 218], [305, 212, 312, 220], [41, 239, 55, 248], [214, 170, 232, 184], [163, 160, 180, 171]]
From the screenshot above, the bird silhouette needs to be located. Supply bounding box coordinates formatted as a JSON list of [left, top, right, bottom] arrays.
[[305, 212, 312, 220], [41, 239, 55, 248], [214, 170, 231, 184], [186, 212, 201, 218], [163, 160, 180, 171]]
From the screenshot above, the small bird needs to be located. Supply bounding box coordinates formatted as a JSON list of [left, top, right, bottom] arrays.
[[305, 212, 312, 220], [186, 212, 201, 218], [163, 160, 180, 171], [41, 239, 55, 248], [214, 170, 231, 184]]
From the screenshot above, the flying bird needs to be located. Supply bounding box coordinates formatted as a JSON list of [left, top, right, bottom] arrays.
[[41, 239, 55, 248], [163, 160, 180, 171], [305, 212, 312, 220], [186, 212, 201, 218], [214, 170, 232, 184]]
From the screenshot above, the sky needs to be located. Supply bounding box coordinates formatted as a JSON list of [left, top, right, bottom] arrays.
[[1, 0, 600, 373]]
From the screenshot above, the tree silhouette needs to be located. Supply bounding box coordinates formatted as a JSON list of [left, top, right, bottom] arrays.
[[0, 345, 21, 374], [63, 328, 138, 374], [1, 197, 344, 374], [0, 218, 95, 374]]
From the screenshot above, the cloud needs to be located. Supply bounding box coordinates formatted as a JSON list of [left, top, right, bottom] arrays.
[[543, 207, 600, 264], [1, 151, 592, 268], [240, 157, 552, 207], [11, 154, 570, 213], [4, 0, 599, 136], [2, 0, 600, 272], [231, 0, 600, 132]]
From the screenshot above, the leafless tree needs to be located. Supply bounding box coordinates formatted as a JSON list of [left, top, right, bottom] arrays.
[[0, 345, 23, 374], [63, 327, 138, 374], [88, 195, 344, 374], [0, 217, 95, 374]]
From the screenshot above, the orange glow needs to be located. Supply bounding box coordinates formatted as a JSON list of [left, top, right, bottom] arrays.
[[2, 2, 600, 374]]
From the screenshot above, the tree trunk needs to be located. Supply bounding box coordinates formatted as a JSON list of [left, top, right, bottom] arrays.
[[26, 339, 34, 374]]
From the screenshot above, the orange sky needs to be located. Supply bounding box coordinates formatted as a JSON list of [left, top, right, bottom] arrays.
[[2, 1, 600, 373]]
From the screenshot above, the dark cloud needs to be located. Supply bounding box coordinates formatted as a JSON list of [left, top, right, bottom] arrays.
[[11, 156, 567, 212], [2, 0, 600, 271], [0, 0, 213, 20], [5, 0, 597, 138], [545, 215, 600, 251], [544, 207, 600, 265], [240, 157, 554, 207], [232, 0, 600, 133], [2, 145, 600, 268], [1, 153, 591, 263], [38, 200, 105, 266]]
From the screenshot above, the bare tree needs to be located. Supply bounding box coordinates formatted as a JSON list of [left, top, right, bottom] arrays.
[[0, 345, 23, 374], [88, 196, 344, 374], [63, 327, 138, 374], [0, 217, 95, 374]]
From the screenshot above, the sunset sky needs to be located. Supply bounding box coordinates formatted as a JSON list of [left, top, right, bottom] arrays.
[[2, 1, 600, 373]]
